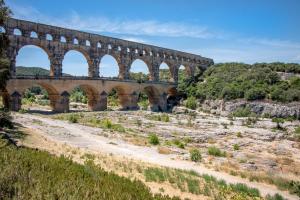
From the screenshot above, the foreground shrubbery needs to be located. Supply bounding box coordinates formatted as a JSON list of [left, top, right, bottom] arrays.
[[0, 135, 178, 200], [144, 167, 286, 199]]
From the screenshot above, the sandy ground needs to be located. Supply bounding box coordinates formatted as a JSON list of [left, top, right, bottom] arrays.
[[13, 112, 299, 200]]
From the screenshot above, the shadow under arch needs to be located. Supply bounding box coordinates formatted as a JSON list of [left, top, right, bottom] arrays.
[[69, 84, 100, 111], [143, 86, 163, 111], [19, 82, 60, 114]]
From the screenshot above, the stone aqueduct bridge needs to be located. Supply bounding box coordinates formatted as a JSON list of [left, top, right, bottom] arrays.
[[2, 18, 214, 112]]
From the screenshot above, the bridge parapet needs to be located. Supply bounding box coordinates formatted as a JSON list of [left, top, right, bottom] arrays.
[[3, 18, 214, 82]]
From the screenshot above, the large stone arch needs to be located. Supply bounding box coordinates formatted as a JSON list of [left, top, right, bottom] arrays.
[[129, 58, 151, 81], [159, 61, 175, 82], [15, 44, 52, 75], [69, 84, 103, 111], [106, 84, 139, 110], [143, 86, 167, 111], [99, 54, 121, 78], [6, 81, 61, 112]]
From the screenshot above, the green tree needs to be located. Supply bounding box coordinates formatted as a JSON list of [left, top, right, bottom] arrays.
[[0, 0, 11, 91]]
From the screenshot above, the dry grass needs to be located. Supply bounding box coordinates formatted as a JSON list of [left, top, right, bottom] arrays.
[[157, 146, 173, 154]]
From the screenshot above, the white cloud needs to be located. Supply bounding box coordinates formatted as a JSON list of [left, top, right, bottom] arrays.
[[238, 38, 300, 49], [8, 3, 216, 39], [120, 37, 148, 44]]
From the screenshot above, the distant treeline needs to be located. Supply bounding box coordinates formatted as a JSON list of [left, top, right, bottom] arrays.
[[179, 62, 300, 103]]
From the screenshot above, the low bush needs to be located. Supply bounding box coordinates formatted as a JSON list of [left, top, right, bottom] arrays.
[[233, 144, 240, 151], [173, 139, 185, 149], [231, 107, 252, 117], [185, 97, 197, 110], [67, 113, 79, 123], [148, 133, 159, 145], [208, 146, 226, 157], [190, 148, 201, 162]]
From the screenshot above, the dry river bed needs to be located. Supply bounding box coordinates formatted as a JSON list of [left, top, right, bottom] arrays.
[[12, 107, 300, 200]]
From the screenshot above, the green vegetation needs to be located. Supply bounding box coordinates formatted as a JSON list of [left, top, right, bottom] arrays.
[[54, 114, 126, 132], [67, 113, 80, 123], [233, 144, 240, 151], [70, 87, 87, 104], [189, 148, 201, 162], [179, 63, 300, 103], [0, 134, 177, 200], [272, 118, 285, 130], [228, 169, 300, 197], [0, 0, 11, 93], [148, 133, 159, 145], [172, 139, 185, 149], [16, 66, 71, 76], [266, 193, 284, 200], [294, 126, 300, 141], [148, 114, 170, 122], [230, 183, 260, 197], [207, 146, 226, 157], [184, 96, 197, 110], [143, 167, 271, 199]]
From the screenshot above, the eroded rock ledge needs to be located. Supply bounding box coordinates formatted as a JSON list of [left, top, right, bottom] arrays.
[[201, 99, 300, 119]]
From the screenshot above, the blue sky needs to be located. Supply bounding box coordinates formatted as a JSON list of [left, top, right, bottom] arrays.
[[6, 0, 300, 76]]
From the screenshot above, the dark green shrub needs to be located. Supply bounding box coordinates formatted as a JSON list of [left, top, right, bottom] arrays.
[[68, 114, 79, 123], [185, 97, 197, 110], [245, 87, 266, 100], [148, 133, 159, 145], [232, 107, 252, 117], [208, 146, 226, 157], [233, 144, 240, 151], [190, 148, 201, 162]]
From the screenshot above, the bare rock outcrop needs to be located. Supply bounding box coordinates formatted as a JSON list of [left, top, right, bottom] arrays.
[[202, 99, 300, 119]]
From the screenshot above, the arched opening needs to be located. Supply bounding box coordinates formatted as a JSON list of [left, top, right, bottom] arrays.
[[16, 45, 50, 76], [73, 38, 79, 45], [86, 40, 91, 46], [20, 83, 60, 113], [179, 65, 188, 79], [107, 88, 119, 109], [97, 42, 101, 48], [130, 59, 149, 81], [159, 62, 171, 82], [61, 36, 67, 43], [21, 85, 51, 111], [69, 85, 97, 111], [99, 55, 119, 78], [0, 26, 6, 33], [30, 31, 38, 38], [62, 50, 89, 76], [143, 86, 161, 111], [13, 28, 22, 36], [46, 34, 53, 41]]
